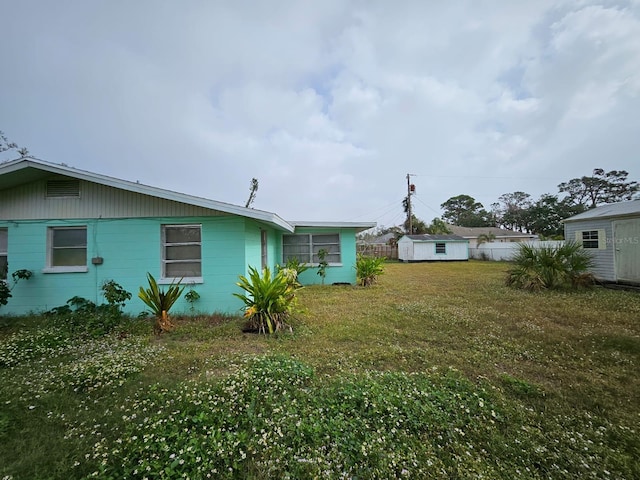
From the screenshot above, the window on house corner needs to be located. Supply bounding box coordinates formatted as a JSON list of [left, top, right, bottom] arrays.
[[48, 226, 87, 267], [282, 233, 341, 264], [162, 224, 202, 278], [0, 228, 7, 280], [581, 230, 599, 249], [435, 242, 446, 254]]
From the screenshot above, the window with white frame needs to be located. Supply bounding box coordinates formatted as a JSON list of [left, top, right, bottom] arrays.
[[577, 229, 606, 249], [435, 242, 446, 254], [582, 230, 599, 248], [0, 228, 7, 280], [47, 226, 87, 269], [162, 224, 202, 279], [282, 233, 341, 264]]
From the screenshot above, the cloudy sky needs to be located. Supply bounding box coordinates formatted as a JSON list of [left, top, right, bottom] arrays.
[[1, 1, 639, 228]]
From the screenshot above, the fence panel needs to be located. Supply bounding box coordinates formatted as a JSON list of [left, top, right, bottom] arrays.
[[357, 244, 398, 260]]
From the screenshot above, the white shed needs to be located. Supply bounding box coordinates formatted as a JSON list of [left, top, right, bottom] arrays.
[[398, 234, 469, 262], [564, 199, 640, 285]]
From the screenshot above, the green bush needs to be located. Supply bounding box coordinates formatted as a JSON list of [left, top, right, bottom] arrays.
[[506, 242, 594, 290], [138, 273, 185, 333], [0, 269, 32, 308], [355, 254, 386, 286], [234, 266, 298, 334]]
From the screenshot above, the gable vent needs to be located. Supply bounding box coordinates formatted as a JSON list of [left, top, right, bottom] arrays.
[[46, 179, 80, 198]]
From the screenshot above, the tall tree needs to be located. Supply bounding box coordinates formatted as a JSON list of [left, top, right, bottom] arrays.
[[403, 215, 429, 234], [491, 191, 532, 232], [526, 194, 586, 238], [440, 194, 492, 227], [0, 131, 29, 158], [558, 168, 639, 208], [245, 178, 259, 208], [425, 218, 452, 234]]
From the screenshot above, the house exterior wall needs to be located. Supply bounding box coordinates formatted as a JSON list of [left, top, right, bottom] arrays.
[[281, 227, 360, 285], [0, 175, 224, 219], [564, 218, 615, 282], [1, 215, 254, 316]]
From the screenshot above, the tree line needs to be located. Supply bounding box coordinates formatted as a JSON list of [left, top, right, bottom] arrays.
[[436, 169, 638, 238], [362, 168, 639, 242]]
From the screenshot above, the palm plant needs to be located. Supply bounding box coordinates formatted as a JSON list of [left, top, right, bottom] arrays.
[[506, 242, 594, 290], [234, 266, 297, 334], [355, 254, 386, 287], [138, 273, 185, 333]]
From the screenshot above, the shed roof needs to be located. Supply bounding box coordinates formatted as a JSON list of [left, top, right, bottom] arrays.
[[404, 234, 467, 242], [563, 199, 640, 222]]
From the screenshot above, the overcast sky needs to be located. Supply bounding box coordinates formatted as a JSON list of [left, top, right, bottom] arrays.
[[1, 1, 639, 228]]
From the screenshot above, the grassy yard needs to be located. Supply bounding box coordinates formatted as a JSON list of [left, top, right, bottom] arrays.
[[1, 260, 638, 479]]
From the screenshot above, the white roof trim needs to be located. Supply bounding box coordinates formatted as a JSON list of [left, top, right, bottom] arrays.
[[290, 221, 376, 232], [0, 157, 295, 231]]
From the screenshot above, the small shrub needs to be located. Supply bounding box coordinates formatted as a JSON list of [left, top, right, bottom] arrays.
[[233, 266, 297, 334], [316, 249, 329, 284], [280, 257, 310, 277], [184, 287, 201, 312], [355, 254, 386, 286], [0, 268, 33, 308], [101, 279, 132, 310], [46, 296, 125, 337], [506, 242, 594, 290], [138, 273, 185, 333]]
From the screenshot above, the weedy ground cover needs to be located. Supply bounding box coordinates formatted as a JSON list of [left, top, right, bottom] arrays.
[[0, 261, 638, 479]]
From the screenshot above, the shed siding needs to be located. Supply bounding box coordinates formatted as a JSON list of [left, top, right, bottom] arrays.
[[0, 175, 224, 220], [1, 216, 251, 315], [564, 219, 615, 281], [398, 237, 468, 261], [613, 218, 640, 283]]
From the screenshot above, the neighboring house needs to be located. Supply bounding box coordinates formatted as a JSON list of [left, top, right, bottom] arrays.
[[447, 225, 538, 248], [564, 200, 640, 285], [0, 158, 374, 315], [398, 234, 469, 262]]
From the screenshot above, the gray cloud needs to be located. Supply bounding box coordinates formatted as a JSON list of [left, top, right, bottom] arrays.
[[1, 0, 638, 228]]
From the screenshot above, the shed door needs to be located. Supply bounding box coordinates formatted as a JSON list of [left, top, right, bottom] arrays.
[[614, 220, 640, 283]]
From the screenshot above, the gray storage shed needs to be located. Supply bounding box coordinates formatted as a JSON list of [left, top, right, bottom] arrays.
[[563, 199, 640, 285]]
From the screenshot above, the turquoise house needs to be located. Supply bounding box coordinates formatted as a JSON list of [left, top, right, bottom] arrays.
[[0, 158, 374, 316]]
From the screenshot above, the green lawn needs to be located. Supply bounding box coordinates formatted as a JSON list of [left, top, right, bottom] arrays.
[[1, 260, 638, 479]]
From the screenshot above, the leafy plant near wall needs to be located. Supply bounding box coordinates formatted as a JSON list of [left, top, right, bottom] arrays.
[[355, 254, 386, 287], [101, 279, 132, 311], [316, 249, 328, 285], [0, 269, 33, 309], [138, 273, 185, 333], [184, 287, 200, 313], [505, 242, 594, 290], [45, 280, 132, 337], [234, 266, 298, 334], [281, 257, 310, 277]]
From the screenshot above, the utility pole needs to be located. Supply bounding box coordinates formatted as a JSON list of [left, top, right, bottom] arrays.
[[406, 174, 415, 234]]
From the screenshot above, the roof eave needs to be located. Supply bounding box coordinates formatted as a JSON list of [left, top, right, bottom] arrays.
[[0, 157, 296, 231]]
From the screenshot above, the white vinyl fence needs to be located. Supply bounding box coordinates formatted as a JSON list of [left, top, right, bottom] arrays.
[[469, 241, 565, 261]]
